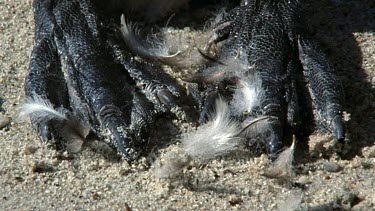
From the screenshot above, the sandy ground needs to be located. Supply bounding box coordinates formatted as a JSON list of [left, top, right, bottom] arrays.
[[1, 0, 374, 210]]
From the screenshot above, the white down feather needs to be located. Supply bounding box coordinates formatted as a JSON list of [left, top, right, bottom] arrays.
[[18, 94, 90, 153], [181, 98, 242, 162]]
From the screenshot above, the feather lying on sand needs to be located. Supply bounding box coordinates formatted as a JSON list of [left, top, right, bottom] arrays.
[[151, 147, 193, 179], [151, 98, 241, 178], [263, 138, 296, 181], [181, 97, 242, 162]]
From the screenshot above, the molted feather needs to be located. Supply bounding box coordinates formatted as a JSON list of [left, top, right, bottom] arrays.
[[18, 95, 66, 122], [264, 138, 296, 180], [151, 147, 192, 178], [121, 15, 181, 63], [181, 98, 242, 162], [231, 74, 264, 116], [18, 95, 90, 153]]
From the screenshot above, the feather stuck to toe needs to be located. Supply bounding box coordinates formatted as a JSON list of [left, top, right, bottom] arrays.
[[18, 95, 90, 153]]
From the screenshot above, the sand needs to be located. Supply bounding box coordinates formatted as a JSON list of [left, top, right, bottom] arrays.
[[1, 0, 374, 210]]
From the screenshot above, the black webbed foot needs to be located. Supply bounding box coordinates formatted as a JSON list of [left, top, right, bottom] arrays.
[[25, 0, 346, 163], [193, 0, 346, 160], [25, 0, 186, 161]]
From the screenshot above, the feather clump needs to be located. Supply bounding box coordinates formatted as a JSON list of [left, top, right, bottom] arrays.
[[151, 98, 241, 178], [181, 98, 242, 162], [18, 95, 90, 153]]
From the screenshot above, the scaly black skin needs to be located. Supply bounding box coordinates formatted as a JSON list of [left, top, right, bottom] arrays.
[[26, 0, 345, 161], [196, 0, 345, 159], [26, 0, 184, 161]]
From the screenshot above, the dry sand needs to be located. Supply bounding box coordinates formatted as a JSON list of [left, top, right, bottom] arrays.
[[1, 0, 374, 210]]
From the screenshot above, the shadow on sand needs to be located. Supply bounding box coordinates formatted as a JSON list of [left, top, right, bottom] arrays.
[[306, 0, 375, 160]]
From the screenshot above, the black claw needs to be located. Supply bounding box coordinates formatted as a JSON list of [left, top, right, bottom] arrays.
[[157, 89, 176, 109], [269, 141, 283, 161], [105, 118, 139, 161], [268, 120, 284, 161], [331, 115, 345, 143], [198, 90, 218, 124], [34, 121, 54, 143], [32, 119, 68, 150]]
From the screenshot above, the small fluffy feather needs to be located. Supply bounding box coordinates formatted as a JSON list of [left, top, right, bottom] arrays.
[[18, 95, 90, 153], [120, 6, 232, 69], [121, 15, 181, 63], [231, 74, 264, 116], [151, 147, 192, 178], [18, 95, 66, 122], [181, 98, 242, 162], [264, 138, 296, 181], [121, 15, 212, 68], [189, 49, 252, 83]]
